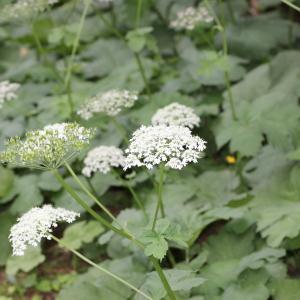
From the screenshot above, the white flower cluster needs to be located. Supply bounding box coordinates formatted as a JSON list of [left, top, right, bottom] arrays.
[[151, 102, 200, 129], [9, 205, 79, 256], [82, 145, 125, 177], [77, 90, 138, 120], [170, 6, 213, 31], [0, 0, 58, 20], [0, 122, 95, 170], [124, 125, 207, 170], [0, 81, 20, 109]]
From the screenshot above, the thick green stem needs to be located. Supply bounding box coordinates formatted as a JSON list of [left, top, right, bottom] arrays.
[[64, 162, 120, 225], [150, 257, 177, 300], [152, 166, 165, 230], [51, 235, 153, 300], [53, 169, 176, 299], [52, 169, 132, 240], [64, 0, 91, 115]]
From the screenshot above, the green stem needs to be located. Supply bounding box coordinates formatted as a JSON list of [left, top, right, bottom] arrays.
[[111, 117, 129, 144], [51, 235, 153, 300], [52, 170, 176, 300], [152, 166, 165, 230], [52, 169, 132, 239], [113, 170, 147, 217], [64, 162, 119, 225], [135, 0, 143, 28], [64, 0, 91, 114], [150, 257, 177, 300], [227, 0, 236, 24], [281, 0, 300, 12], [134, 53, 151, 99], [204, 0, 238, 121]]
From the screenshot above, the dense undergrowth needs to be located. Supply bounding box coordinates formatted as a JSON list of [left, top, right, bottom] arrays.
[[0, 0, 300, 299]]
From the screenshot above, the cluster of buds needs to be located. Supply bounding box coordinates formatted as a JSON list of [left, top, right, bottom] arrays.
[[170, 6, 213, 31]]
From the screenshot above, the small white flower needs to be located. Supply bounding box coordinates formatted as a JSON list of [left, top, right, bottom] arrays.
[[170, 6, 213, 31], [77, 90, 138, 120], [0, 81, 20, 109], [0, 0, 58, 20], [82, 146, 125, 177], [151, 102, 200, 129], [0, 122, 95, 170], [9, 205, 79, 256], [124, 125, 206, 170]]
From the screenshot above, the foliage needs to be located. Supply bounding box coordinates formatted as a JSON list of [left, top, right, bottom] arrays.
[[0, 0, 300, 299]]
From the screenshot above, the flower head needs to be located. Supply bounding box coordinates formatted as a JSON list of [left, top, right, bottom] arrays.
[[82, 146, 125, 177], [9, 205, 79, 256], [151, 102, 200, 129], [170, 6, 213, 31], [0, 122, 95, 170], [77, 90, 138, 120], [124, 125, 206, 170], [0, 0, 58, 21], [0, 81, 20, 109]]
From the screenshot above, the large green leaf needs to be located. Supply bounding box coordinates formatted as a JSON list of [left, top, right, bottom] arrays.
[[6, 246, 45, 275], [61, 221, 105, 250]]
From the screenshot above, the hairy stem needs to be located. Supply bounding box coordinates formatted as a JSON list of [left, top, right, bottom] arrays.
[[51, 235, 153, 300]]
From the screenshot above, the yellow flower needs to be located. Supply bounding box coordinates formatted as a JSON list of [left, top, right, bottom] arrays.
[[226, 155, 236, 164]]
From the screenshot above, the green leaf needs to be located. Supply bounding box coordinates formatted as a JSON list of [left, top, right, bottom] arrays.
[[0, 166, 14, 198], [58, 257, 147, 300], [9, 175, 43, 215], [6, 246, 45, 275], [177, 38, 247, 87], [61, 221, 105, 250], [0, 212, 14, 266], [136, 269, 205, 300], [250, 176, 300, 247], [272, 279, 300, 300], [38, 171, 61, 192], [144, 233, 168, 260], [126, 27, 153, 52], [223, 283, 269, 300]]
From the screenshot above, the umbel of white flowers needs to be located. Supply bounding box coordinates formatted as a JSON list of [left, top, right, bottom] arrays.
[[9, 205, 79, 256], [0, 0, 58, 20], [170, 6, 213, 31], [82, 145, 125, 177], [77, 89, 138, 120], [124, 125, 207, 170], [151, 102, 200, 129], [0, 122, 95, 170], [0, 81, 20, 109]]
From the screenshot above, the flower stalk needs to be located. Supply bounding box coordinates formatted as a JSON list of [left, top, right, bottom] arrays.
[[51, 234, 153, 300]]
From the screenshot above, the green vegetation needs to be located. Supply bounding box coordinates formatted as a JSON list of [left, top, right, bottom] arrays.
[[0, 0, 300, 299]]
